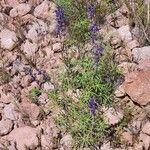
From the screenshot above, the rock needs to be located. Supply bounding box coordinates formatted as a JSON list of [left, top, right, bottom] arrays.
[[43, 46, 54, 58], [60, 134, 73, 150], [43, 82, 54, 92], [110, 36, 122, 49], [100, 141, 113, 150], [139, 133, 150, 150], [7, 126, 39, 150], [41, 134, 53, 150], [128, 120, 142, 134], [132, 46, 150, 62], [126, 40, 139, 50], [26, 19, 48, 43], [33, 0, 50, 18], [0, 119, 13, 136], [5, 0, 19, 7], [52, 43, 62, 52], [3, 103, 20, 121], [142, 122, 150, 135], [102, 107, 123, 125], [38, 93, 48, 104], [117, 25, 132, 43], [20, 75, 32, 87], [10, 4, 31, 17], [12, 60, 25, 72], [117, 62, 137, 75], [121, 131, 133, 145], [114, 85, 126, 97], [0, 29, 18, 50], [20, 102, 40, 120], [123, 69, 150, 106], [138, 59, 150, 70], [21, 40, 38, 58], [106, 10, 128, 28], [0, 91, 14, 104]]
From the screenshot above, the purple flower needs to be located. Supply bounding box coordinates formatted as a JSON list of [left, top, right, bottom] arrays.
[[94, 46, 104, 65], [88, 97, 97, 117], [89, 23, 99, 43], [87, 4, 96, 19], [55, 6, 66, 36]]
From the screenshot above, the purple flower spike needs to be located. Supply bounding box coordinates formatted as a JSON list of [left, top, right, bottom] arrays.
[[88, 97, 97, 117], [55, 6, 66, 36], [89, 23, 99, 43], [87, 4, 96, 19], [95, 46, 104, 65]]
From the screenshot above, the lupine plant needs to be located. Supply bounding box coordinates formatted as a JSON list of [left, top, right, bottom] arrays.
[[51, 0, 123, 148], [48, 44, 120, 148]]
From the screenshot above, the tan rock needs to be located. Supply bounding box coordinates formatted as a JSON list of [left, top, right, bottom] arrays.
[[0, 119, 13, 136], [110, 36, 122, 49], [117, 25, 132, 43], [20, 102, 40, 120], [117, 62, 137, 75], [132, 46, 150, 62], [114, 85, 126, 97], [142, 122, 150, 135], [7, 126, 39, 150], [10, 4, 31, 17], [139, 133, 150, 150], [103, 107, 124, 125], [21, 40, 38, 57], [126, 40, 139, 51], [3, 103, 20, 121], [121, 131, 133, 145], [33, 0, 50, 19], [52, 42, 62, 52], [0, 29, 18, 51], [60, 134, 73, 150], [123, 69, 150, 106]]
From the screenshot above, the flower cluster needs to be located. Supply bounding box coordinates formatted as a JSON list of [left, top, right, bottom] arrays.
[[24, 68, 50, 86], [88, 97, 97, 117], [89, 23, 99, 43], [55, 6, 67, 36], [94, 46, 104, 65], [87, 4, 96, 19]]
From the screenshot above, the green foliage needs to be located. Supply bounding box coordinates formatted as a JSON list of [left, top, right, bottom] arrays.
[[48, 44, 121, 148], [55, 0, 116, 43], [28, 87, 41, 104]]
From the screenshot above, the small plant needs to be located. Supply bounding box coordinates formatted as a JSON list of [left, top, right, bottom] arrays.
[[55, 0, 116, 43], [28, 87, 41, 104], [48, 44, 121, 148]]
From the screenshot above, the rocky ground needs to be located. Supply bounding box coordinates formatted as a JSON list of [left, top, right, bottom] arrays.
[[0, 0, 150, 150]]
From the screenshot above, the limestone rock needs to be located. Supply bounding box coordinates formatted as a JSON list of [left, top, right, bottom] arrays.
[[0, 29, 18, 51]]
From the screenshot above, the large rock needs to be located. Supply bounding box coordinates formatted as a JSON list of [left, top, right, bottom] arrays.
[[117, 25, 132, 43], [20, 102, 40, 120], [3, 103, 20, 120], [10, 4, 31, 17], [123, 69, 150, 106], [142, 122, 150, 135], [0, 119, 13, 136], [139, 133, 150, 150], [34, 0, 50, 18], [132, 46, 150, 62], [0, 29, 18, 50], [7, 126, 39, 150]]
